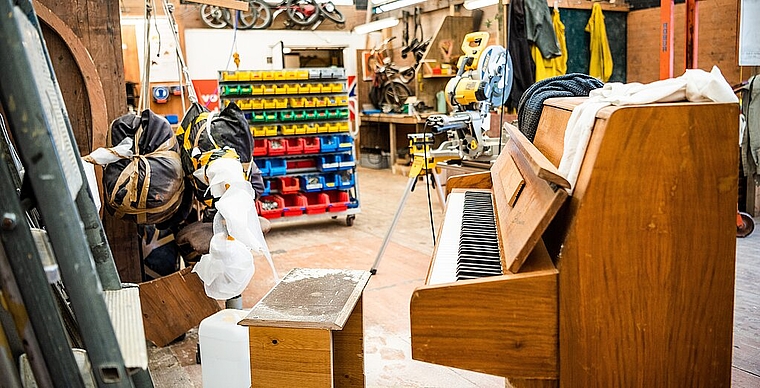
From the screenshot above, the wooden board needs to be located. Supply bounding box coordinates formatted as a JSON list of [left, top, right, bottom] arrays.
[[138, 267, 221, 347], [626, 0, 741, 86], [249, 327, 333, 388], [444, 171, 492, 195], [35, 0, 141, 282], [490, 139, 568, 273], [505, 124, 569, 189], [554, 102, 738, 386], [332, 297, 365, 388], [411, 240, 558, 378], [239, 268, 371, 330], [193, 0, 249, 11]]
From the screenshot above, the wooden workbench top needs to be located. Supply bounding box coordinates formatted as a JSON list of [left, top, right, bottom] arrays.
[[360, 113, 429, 124], [238, 268, 372, 330]]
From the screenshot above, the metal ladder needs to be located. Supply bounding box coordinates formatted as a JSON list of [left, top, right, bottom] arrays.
[[0, 1, 153, 386]]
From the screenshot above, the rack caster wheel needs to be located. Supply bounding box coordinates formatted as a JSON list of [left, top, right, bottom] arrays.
[[346, 215, 355, 226], [737, 212, 754, 238]]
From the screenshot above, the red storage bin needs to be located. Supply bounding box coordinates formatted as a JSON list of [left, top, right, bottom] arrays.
[[253, 138, 268, 156], [267, 139, 286, 156], [285, 137, 304, 155], [326, 190, 350, 213], [302, 137, 320, 154], [258, 195, 284, 219], [303, 192, 329, 214], [286, 158, 317, 171], [281, 194, 307, 217], [274, 176, 300, 194]]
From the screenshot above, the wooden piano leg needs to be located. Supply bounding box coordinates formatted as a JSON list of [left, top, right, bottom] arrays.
[[506, 378, 558, 388]]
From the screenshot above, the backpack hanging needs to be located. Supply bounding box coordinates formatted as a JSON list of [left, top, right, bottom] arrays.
[[175, 101, 253, 206]]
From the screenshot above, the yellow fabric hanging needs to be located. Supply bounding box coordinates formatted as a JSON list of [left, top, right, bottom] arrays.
[[533, 9, 568, 81], [586, 3, 613, 82]]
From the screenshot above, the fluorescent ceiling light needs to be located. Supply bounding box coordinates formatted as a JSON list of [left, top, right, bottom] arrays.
[[373, 0, 426, 14], [353, 17, 400, 35], [463, 0, 499, 10]]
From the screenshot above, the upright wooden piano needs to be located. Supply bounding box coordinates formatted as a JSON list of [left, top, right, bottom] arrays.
[[410, 98, 739, 387]]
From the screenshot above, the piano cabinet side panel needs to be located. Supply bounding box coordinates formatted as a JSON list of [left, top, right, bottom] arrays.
[[410, 270, 559, 379], [557, 103, 739, 387]]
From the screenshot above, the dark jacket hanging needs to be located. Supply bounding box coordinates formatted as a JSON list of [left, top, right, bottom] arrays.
[[507, 0, 536, 110]]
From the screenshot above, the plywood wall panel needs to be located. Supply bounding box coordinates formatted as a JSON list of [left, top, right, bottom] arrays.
[[627, 0, 741, 85]]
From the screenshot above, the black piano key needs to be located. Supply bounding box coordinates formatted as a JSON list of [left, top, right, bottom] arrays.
[[456, 191, 503, 281]]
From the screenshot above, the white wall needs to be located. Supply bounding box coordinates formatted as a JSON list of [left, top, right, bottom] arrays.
[[184, 29, 367, 80]]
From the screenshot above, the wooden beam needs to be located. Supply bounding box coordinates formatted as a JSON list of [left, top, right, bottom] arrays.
[[685, 0, 698, 69], [192, 0, 249, 11]]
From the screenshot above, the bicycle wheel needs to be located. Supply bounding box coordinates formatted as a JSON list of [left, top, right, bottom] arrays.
[[200, 5, 229, 29], [238, 0, 272, 29], [285, 0, 320, 26], [320, 1, 345, 24], [382, 81, 412, 111]]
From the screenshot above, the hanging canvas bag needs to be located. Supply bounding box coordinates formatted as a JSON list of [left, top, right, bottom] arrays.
[[86, 110, 185, 225]]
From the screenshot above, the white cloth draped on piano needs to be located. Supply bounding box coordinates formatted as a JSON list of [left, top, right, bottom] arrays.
[[558, 66, 739, 193]]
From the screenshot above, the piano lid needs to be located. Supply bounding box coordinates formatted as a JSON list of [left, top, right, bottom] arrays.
[[493, 125, 569, 273]]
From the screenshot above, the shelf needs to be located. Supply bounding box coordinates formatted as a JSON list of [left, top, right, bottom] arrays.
[[422, 74, 454, 79], [238, 67, 360, 227], [256, 149, 355, 160], [267, 208, 360, 227], [219, 78, 348, 85], [222, 92, 348, 99], [250, 131, 351, 138]]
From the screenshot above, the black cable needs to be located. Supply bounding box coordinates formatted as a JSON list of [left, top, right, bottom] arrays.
[[422, 122, 436, 246]]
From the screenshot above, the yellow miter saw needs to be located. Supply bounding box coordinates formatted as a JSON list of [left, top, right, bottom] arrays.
[[426, 31, 513, 162]]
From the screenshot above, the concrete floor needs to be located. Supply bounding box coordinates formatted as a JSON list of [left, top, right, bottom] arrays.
[[147, 166, 760, 387]]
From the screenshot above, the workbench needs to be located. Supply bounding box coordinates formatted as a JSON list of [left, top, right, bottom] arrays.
[[359, 113, 427, 172]]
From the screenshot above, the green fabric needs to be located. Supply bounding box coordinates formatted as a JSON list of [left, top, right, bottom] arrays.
[[524, 0, 561, 59]]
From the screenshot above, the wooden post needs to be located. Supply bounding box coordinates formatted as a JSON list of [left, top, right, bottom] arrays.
[[685, 0, 698, 69]]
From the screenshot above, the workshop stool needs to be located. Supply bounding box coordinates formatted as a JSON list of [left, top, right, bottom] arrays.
[[238, 268, 372, 388]]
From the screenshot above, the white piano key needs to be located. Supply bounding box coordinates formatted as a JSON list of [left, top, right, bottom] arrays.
[[428, 192, 464, 285]]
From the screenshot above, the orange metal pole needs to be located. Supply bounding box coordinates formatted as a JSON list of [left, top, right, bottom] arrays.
[[660, 0, 674, 79]]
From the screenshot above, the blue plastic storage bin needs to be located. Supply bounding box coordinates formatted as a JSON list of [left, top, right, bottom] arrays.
[[255, 159, 270, 176], [319, 135, 338, 153], [322, 173, 339, 190], [299, 175, 324, 192], [269, 158, 287, 176], [338, 154, 355, 170], [338, 171, 354, 189], [319, 155, 339, 172], [336, 134, 353, 152], [261, 179, 271, 195]]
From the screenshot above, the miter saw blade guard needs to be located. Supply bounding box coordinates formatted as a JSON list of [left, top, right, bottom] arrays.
[[478, 45, 514, 108]]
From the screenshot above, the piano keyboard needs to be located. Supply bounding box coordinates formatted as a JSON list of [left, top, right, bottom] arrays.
[[428, 191, 503, 285]]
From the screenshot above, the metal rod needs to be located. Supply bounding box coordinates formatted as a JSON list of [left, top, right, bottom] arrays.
[[370, 177, 417, 274]]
